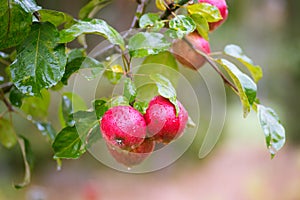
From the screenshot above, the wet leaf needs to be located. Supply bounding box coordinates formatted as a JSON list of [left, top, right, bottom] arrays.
[[10, 22, 67, 96], [169, 15, 196, 38], [124, 78, 136, 104], [139, 13, 164, 30], [257, 105, 286, 158], [190, 14, 209, 40], [187, 3, 222, 22], [39, 9, 74, 27]]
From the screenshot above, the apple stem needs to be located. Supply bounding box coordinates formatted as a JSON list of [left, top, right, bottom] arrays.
[[182, 37, 239, 93]]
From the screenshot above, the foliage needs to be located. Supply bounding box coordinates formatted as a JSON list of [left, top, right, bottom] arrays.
[[0, 0, 285, 188]]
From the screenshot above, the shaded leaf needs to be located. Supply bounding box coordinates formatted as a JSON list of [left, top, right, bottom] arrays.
[[149, 74, 179, 115], [9, 86, 24, 108], [79, 0, 111, 19], [187, 3, 222, 22], [10, 22, 67, 96], [52, 126, 85, 159], [124, 78, 136, 104], [190, 14, 209, 40], [39, 9, 74, 27], [128, 32, 171, 58], [218, 59, 257, 117], [0, 1, 32, 49], [58, 92, 87, 127], [21, 89, 50, 121], [0, 118, 17, 149], [93, 99, 108, 119], [72, 111, 101, 147], [59, 19, 125, 50], [224, 44, 263, 82], [34, 121, 56, 141], [139, 13, 164, 30], [257, 105, 286, 158], [169, 15, 196, 38], [14, 136, 34, 189]]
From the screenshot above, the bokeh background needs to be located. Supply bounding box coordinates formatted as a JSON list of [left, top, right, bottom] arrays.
[[1, 0, 300, 199]]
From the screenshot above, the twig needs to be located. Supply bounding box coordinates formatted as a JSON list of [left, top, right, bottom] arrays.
[[0, 57, 11, 66], [182, 37, 239, 93], [0, 82, 13, 94], [0, 88, 14, 112], [160, 0, 190, 20], [130, 0, 150, 28]]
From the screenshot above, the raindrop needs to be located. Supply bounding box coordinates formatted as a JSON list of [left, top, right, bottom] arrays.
[[127, 167, 131, 171], [27, 115, 32, 121]]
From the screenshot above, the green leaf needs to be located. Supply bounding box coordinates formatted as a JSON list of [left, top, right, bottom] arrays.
[[187, 3, 222, 22], [58, 92, 87, 127], [10, 22, 67, 96], [104, 64, 123, 84], [14, 0, 41, 13], [190, 14, 209, 40], [93, 99, 108, 119], [0, 1, 32, 49], [218, 59, 257, 117], [67, 48, 86, 62], [21, 89, 50, 121], [52, 126, 85, 159], [133, 101, 149, 114], [139, 13, 164, 30], [124, 78, 136, 104], [14, 136, 34, 189], [149, 73, 179, 115], [128, 32, 171, 58], [257, 105, 286, 158], [62, 57, 104, 84], [33, 121, 56, 141], [224, 44, 263, 83], [169, 15, 196, 38], [156, 0, 167, 11], [59, 19, 125, 50], [9, 86, 24, 108], [72, 111, 101, 147], [79, 0, 111, 19], [39, 9, 74, 27], [0, 118, 17, 149], [108, 96, 129, 108]]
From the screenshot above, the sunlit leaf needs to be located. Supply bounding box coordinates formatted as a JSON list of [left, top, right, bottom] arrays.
[[128, 32, 171, 58], [257, 105, 286, 158], [0, 118, 17, 149], [169, 15, 196, 38], [155, 0, 166, 11], [59, 19, 125, 50], [190, 14, 209, 40], [224, 44, 263, 82], [10, 22, 67, 96], [218, 59, 257, 117], [187, 3, 222, 22], [139, 13, 164, 30]]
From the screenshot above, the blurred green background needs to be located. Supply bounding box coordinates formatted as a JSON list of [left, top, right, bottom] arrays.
[[1, 0, 300, 199]]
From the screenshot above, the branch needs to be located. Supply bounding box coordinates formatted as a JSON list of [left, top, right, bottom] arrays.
[[0, 82, 13, 94], [0, 86, 14, 112], [182, 37, 239, 93], [160, 0, 190, 20], [130, 0, 150, 28]]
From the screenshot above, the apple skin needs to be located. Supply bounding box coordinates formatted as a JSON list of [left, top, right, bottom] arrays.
[[198, 0, 228, 31], [100, 106, 146, 150], [171, 32, 211, 70], [107, 138, 155, 167], [144, 96, 188, 143]]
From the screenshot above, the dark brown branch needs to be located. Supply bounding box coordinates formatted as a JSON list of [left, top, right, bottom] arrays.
[[160, 0, 190, 20], [0, 85, 14, 112], [182, 37, 239, 93], [130, 0, 150, 28], [0, 82, 13, 94]]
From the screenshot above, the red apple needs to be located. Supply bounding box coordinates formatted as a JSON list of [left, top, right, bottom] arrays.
[[144, 96, 188, 143], [100, 106, 146, 150], [198, 0, 228, 31], [171, 32, 211, 70]]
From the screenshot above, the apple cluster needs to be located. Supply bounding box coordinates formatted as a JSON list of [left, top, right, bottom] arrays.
[[172, 0, 228, 70], [100, 96, 188, 167]]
